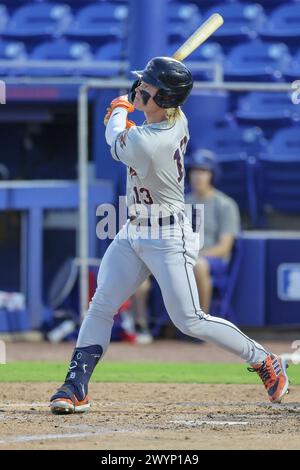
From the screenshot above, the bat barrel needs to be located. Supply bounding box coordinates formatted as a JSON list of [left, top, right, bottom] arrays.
[[173, 13, 224, 62]]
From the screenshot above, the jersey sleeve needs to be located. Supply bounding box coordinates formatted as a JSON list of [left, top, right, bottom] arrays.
[[110, 126, 153, 178]]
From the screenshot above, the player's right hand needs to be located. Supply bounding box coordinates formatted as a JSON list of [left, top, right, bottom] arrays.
[[110, 95, 135, 113]]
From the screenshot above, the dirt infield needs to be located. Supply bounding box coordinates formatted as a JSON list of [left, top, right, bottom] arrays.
[[1, 340, 300, 449], [0, 382, 300, 450]]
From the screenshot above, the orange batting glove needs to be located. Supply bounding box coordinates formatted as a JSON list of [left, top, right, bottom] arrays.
[[126, 119, 136, 129], [103, 107, 136, 129], [110, 94, 135, 113]]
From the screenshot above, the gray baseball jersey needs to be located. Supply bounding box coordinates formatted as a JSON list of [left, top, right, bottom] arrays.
[[111, 113, 189, 218], [77, 109, 269, 368]]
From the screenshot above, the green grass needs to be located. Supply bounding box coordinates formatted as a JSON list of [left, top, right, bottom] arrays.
[[0, 361, 299, 384]]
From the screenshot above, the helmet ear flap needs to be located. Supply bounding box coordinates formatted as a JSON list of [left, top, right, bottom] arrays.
[[153, 89, 171, 109], [153, 88, 190, 109], [128, 78, 141, 104]]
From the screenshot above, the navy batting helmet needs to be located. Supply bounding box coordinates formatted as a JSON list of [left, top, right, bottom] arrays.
[[130, 56, 193, 108], [186, 149, 221, 185]]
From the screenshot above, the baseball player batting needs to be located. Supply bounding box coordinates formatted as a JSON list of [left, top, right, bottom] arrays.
[[49, 56, 289, 414]]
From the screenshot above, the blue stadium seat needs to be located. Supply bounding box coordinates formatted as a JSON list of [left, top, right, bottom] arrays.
[[198, 124, 266, 220], [22, 39, 92, 76], [2, 0, 43, 5], [0, 40, 26, 76], [46, 0, 98, 5], [66, 4, 128, 44], [3, 4, 72, 43], [283, 50, 300, 81], [81, 40, 127, 77], [217, 155, 252, 216], [224, 40, 291, 82], [2, 0, 98, 4], [238, 0, 293, 5], [257, 126, 300, 219], [0, 0, 34, 7], [168, 3, 201, 42], [236, 92, 300, 129], [183, 0, 221, 7], [259, 4, 300, 43], [211, 237, 243, 322], [0, 39, 26, 61], [200, 124, 266, 157], [204, 2, 265, 43], [95, 40, 125, 60], [183, 90, 230, 149], [267, 126, 300, 159], [0, 4, 8, 33]]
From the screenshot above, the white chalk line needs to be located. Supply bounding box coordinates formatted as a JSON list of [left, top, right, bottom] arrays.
[[0, 401, 262, 410], [0, 426, 137, 445], [0, 403, 49, 408], [171, 419, 250, 427], [0, 432, 97, 444], [270, 403, 300, 412], [1, 400, 298, 411]]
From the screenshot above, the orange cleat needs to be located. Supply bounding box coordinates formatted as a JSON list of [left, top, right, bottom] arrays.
[[248, 354, 289, 403], [50, 386, 90, 415]]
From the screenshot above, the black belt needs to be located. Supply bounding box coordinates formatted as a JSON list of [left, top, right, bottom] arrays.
[[129, 214, 176, 227]]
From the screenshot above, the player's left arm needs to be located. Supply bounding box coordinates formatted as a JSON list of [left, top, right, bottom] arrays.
[[105, 102, 153, 177], [105, 95, 135, 146], [105, 107, 128, 146]]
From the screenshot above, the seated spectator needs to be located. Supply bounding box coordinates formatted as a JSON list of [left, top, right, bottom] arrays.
[[185, 149, 241, 313]]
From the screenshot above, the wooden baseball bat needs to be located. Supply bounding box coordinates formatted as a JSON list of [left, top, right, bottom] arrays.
[[172, 13, 224, 62]]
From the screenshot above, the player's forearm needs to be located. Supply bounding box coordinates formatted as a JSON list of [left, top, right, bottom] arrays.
[[105, 108, 128, 146]]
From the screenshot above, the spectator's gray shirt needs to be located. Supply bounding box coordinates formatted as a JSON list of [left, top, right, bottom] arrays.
[[185, 189, 241, 252]]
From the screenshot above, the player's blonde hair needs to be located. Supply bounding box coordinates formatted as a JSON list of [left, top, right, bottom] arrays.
[[165, 107, 184, 123]]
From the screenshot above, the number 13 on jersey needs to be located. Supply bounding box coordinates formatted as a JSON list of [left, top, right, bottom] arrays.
[[173, 136, 188, 183]]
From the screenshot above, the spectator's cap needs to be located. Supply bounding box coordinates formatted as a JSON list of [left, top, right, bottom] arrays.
[[186, 148, 221, 184]]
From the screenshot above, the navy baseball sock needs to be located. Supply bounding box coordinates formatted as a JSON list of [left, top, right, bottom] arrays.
[[51, 345, 103, 401]]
